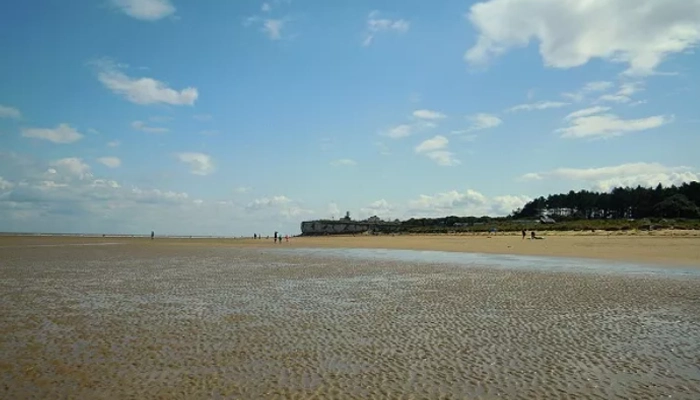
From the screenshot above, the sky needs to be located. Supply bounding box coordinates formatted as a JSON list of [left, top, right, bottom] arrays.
[[1, 0, 700, 236]]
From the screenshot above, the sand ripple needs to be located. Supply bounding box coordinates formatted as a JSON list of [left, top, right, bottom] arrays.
[[1, 245, 699, 399]]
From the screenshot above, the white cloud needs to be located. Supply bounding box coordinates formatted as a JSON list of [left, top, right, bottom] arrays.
[[415, 135, 460, 166], [261, 2, 271, 12], [465, 113, 502, 131], [247, 196, 291, 209], [330, 159, 357, 167], [107, 140, 121, 147], [508, 101, 569, 112], [97, 157, 122, 168], [359, 199, 395, 219], [521, 172, 543, 181], [21, 123, 84, 144], [132, 120, 169, 133], [0, 152, 313, 235], [415, 135, 448, 153], [263, 19, 285, 40], [424, 151, 461, 167], [412, 109, 446, 120], [406, 189, 529, 217], [563, 81, 615, 102], [0, 105, 21, 119], [522, 162, 700, 192], [491, 195, 534, 215], [234, 186, 251, 194], [557, 109, 672, 139], [598, 82, 644, 103], [95, 59, 198, 106], [363, 10, 410, 46], [0, 176, 14, 191], [465, 0, 700, 75], [50, 158, 92, 180], [384, 124, 413, 139], [110, 0, 175, 21], [246, 195, 313, 218], [564, 106, 611, 120], [175, 152, 215, 176], [382, 117, 438, 139], [244, 15, 291, 40]]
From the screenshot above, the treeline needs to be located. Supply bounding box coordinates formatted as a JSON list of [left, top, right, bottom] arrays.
[[306, 182, 700, 235], [512, 182, 700, 220], [381, 182, 700, 234]]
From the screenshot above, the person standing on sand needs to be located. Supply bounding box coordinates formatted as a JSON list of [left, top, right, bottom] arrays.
[[522, 229, 526, 239], [151, 231, 154, 240], [274, 231, 278, 243]]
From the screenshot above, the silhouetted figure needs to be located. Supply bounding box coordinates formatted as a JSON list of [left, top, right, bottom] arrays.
[[522, 229, 526, 239], [254, 233, 257, 239], [274, 231, 278, 243], [151, 231, 154, 240], [531, 231, 536, 240]]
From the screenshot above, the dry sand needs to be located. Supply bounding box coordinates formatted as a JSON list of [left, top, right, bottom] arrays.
[[4, 230, 698, 267], [1, 241, 700, 399]]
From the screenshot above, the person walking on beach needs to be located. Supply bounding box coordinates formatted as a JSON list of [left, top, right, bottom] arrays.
[[151, 231, 154, 240], [274, 231, 278, 243], [522, 229, 526, 239]]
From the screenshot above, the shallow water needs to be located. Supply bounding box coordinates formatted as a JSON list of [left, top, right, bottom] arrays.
[[1, 244, 699, 399], [275, 247, 700, 277]]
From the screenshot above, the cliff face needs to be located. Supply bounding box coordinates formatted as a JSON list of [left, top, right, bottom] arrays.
[[300, 220, 400, 235]]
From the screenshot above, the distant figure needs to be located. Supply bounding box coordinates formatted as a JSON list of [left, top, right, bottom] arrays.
[[274, 231, 278, 243], [285, 234, 289, 242], [254, 233, 257, 239], [531, 231, 536, 240], [522, 229, 526, 239], [151, 231, 154, 240]]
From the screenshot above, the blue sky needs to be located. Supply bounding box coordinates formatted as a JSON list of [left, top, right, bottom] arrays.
[[1, 0, 699, 236]]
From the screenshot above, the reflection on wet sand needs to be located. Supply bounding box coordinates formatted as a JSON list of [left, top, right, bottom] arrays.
[[1, 244, 699, 399]]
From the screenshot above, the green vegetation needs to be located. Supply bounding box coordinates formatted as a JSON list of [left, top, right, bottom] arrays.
[[512, 182, 700, 220], [399, 182, 700, 234]]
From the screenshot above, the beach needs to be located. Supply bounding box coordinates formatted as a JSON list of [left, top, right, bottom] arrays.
[[1, 237, 700, 399], [3, 230, 698, 267]]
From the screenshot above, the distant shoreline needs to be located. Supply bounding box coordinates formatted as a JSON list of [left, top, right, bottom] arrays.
[[2, 228, 698, 239]]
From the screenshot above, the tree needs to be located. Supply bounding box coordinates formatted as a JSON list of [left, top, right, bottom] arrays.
[[652, 194, 700, 218], [512, 181, 700, 220]]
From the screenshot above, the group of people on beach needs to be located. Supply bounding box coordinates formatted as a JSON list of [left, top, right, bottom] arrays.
[[252, 232, 289, 243]]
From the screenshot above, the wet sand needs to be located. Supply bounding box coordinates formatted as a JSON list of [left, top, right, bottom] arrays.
[[1, 242, 700, 399]]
